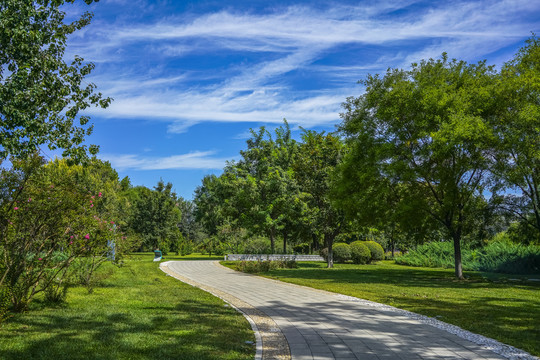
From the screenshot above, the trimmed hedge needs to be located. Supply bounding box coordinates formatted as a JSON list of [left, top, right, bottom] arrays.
[[350, 241, 371, 264], [333, 243, 352, 263], [364, 241, 385, 262]]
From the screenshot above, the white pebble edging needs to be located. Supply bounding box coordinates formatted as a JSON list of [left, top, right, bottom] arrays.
[[336, 294, 538, 360]]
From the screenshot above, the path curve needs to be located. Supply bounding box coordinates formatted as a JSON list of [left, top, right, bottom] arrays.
[[161, 261, 534, 360]]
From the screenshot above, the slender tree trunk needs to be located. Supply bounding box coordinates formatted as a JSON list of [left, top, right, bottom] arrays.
[[326, 234, 334, 268], [452, 233, 464, 280], [283, 231, 287, 254], [269, 231, 275, 254]]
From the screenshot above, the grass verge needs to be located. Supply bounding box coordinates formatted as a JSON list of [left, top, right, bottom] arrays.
[[222, 260, 540, 356], [0, 254, 254, 360]]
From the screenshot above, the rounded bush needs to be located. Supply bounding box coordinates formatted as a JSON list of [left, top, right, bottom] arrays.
[[332, 243, 351, 263], [350, 241, 371, 264], [364, 241, 384, 262]]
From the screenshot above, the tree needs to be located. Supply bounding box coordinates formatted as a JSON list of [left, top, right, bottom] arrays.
[[235, 121, 305, 254], [0, 154, 125, 310], [339, 54, 498, 279], [129, 180, 182, 253], [491, 36, 540, 242], [0, 0, 111, 162], [293, 130, 345, 268]]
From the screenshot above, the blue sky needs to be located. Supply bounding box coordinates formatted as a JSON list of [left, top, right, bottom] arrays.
[[59, 0, 540, 199]]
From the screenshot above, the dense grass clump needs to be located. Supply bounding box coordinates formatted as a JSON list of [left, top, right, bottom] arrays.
[[396, 241, 540, 274], [350, 241, 371, 264]]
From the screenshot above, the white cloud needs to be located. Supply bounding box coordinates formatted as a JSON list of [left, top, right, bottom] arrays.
[[101, 151, 231, 170], [76, 0, 539, 132]]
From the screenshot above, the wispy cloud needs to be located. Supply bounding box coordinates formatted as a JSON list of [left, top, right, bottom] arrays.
[[101, 151, 232, 170], [76, 0, 539, 132]]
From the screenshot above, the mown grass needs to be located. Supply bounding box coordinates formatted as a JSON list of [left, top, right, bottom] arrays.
[[0, 254, 254, 360], [222, 260, 540, 356]]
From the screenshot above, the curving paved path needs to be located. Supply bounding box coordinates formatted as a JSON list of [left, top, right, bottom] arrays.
[[162, 260, 514, 360]]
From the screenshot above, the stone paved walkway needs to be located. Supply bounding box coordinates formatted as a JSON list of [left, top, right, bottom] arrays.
[[161, 260, 509, 360]]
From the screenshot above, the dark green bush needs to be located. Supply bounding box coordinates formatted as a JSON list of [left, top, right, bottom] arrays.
[[0, 285, 11, 324], [364, 241, 385, 262], [333, 243, 351, 263], [350, 241, 371, 264], [235, 259, 297, 273], [293, 243, 310, 254]]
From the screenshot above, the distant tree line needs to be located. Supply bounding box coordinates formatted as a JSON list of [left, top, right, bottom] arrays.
[[193, 37, 540, 279]]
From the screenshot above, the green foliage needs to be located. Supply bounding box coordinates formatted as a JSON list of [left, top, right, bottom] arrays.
[[395, 242, 456, 268], [128, 180, 182, 252], [491, 36, 540, 239], [364, 241, 385, 262], [234, 259, 297, 273], [0, 155, 129, 311], [0, 285, 11, 324], [396, 240, 540, 274], [293, 242, 310, 254], [0, 0, 111, 162], [319, 247, 328, 262], [332, 243, 351, 263], [338, 51, 501, 279], [350, 241, 371, 264], [243, 236, 272, 254]]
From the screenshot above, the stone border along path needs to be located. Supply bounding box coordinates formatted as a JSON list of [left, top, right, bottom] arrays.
[[160, 261, 538, 360]]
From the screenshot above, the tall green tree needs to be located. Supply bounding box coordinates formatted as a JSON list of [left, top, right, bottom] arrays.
[[339, 54, 498, 278], [293, 130, 344, 267], [0, 0, 111, 162], [491, 36, 540, 242], [129, 181, 182, 253]]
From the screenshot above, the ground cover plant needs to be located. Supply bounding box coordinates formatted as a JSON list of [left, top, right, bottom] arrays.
[[0, 253, 254, 360], [395, 240, 540, 274], [222, 260, 540, 356]]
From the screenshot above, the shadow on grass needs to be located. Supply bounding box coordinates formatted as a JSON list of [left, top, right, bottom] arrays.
[[0, 298, 253, 360], [265, 263, 540, 291]]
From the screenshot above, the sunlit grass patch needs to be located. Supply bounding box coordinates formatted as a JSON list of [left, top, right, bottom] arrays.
[[1, 255, 254, 360]]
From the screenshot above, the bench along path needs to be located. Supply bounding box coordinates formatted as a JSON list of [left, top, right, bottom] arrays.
[[161, 261, 518, 360]]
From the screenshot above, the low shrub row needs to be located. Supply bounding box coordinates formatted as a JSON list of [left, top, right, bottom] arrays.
[[320, 241, 385, 264], [235, 259, 298, 273], [395, 240, 540, 274]]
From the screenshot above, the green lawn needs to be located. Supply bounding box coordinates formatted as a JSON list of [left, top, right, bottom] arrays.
[[223, 260, 540, 356], [0, 254, 254, 360]]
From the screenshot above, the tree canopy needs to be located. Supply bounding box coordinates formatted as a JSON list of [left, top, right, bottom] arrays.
[[0, 0, 111, 162]]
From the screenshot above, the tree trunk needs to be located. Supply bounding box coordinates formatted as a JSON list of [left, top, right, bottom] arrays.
[[283, 231, 288, 254], [452, 233, 464, 280], [269, 231, 275, 254], [326, 234, 334, 268]]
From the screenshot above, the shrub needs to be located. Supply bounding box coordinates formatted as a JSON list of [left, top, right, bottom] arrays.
[[395, 242, 455, 268], [0, 285, 11, 324], [350, 241, 371, 264], [333, 243, 351, 263], [235, 259, 297, 273], [293, 243, 310, 254], [320, 248, 328, 261], [395, 239, 540, 274], [364, 241, 385, 262]]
